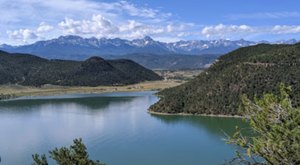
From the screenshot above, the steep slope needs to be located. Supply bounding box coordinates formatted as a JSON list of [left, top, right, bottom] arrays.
[[149, 43, 300, 116], [0, 51, 49, 84], [0, 51, 162, 86]]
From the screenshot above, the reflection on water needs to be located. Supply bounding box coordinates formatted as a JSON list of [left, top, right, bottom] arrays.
[[0, 91, 248, 165], [151, 115, 250, 137], [0, 96, 136, 111]]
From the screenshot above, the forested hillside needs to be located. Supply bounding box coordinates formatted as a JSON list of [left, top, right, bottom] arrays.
[[149, 43, 300, 115], [0, 51, 162, 86]]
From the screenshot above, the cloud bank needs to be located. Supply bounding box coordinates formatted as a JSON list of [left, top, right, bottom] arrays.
[[1, 0, 300, 44]]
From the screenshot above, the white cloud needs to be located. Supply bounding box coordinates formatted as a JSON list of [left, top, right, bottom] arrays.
[[37, 22, 54, 33], [7, 29, 38, 42], [1, 0, 181, 44], [227, 11, 300, 20], [116, 1, 158, 18], [0, 0, 170, 25], [7, 21, 54, 43], [200, 24, 300, 40], [57, 15, 195, 40], [118, 20, 165, 39], [58, 15, 118, 37], [119, 20, 143, 32], [272, 25, 300, 34], [2, 0, 300, 45], [201, 24, 254, 38]]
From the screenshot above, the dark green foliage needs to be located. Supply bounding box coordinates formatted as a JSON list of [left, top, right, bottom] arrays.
[[226, 84, 300, 165], [0, 51, 162, 87], [32, 154, 48, 165], [150, 43, 300, 115], [32, 138, 105, 165]]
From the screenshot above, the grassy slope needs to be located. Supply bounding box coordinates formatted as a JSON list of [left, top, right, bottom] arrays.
[[0, 80, 181, 99]]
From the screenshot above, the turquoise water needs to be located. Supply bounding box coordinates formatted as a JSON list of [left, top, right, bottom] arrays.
[[0, 91, 248, 165]]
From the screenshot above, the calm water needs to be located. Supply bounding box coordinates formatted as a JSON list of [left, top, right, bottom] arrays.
[[0, 91, 248, 165]]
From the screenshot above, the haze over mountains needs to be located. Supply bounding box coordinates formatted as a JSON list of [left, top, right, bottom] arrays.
[[1, 35, 298, 69]]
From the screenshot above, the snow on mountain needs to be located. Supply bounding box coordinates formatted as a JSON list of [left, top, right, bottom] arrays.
[[0, 35, 298, 60]]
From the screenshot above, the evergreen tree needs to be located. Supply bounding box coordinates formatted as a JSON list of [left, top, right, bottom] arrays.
[[226, 84, 300, 165], [32, 138, 105, 165]]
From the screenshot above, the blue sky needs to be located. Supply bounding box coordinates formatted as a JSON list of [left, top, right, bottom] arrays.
[[131, 0, 300, 25], [1, 0, 300, 45]]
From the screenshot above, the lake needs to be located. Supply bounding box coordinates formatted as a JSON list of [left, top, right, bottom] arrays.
[[0, 91, 248, 165]]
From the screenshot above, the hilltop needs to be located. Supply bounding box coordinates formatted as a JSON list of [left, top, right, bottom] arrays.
[[0, 51, 162, 87]]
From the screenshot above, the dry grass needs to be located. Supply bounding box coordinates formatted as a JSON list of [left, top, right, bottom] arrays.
[[154, 69, 203, 81], [0, 80, 183, 97], [0, 69, 201, 98]]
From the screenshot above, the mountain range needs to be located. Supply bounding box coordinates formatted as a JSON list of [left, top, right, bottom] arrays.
[[0, 50, 162, 86], [1, 36, 298, 69], [149, 43, 300, 115]]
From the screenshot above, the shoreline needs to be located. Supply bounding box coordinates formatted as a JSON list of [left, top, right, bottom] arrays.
[[0, 80, 182, 100], [148, 110, 245, 118]]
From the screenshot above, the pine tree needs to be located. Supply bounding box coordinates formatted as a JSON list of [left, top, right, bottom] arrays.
[[226, 84, 300, 165], [32, 138, 105, 165]]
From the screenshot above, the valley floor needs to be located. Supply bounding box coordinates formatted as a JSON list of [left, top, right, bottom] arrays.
[[0, 80, 182, 98]]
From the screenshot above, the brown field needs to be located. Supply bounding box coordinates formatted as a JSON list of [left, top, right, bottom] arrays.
[[0, 80, 183, 98], [0, 69, 203, 99], [154, 69, 203, 81]]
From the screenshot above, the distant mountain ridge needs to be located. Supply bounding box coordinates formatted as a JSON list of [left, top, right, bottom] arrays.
[[0, 50, 162, 86], [1, 35, 298, 60], [111, 53, 219, 70]]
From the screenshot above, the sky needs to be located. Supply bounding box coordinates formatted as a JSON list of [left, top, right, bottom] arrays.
[[1, 0, 300, 45]]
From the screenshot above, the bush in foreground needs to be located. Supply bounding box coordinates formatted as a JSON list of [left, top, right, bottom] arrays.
[[227, 84, 300, 164], [32, 138, 105, 165]]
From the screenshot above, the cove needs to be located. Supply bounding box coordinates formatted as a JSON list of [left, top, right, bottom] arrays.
[[0, 91, 248, 165]]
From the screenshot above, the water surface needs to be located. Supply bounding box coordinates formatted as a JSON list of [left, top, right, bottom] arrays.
[[0, 91, 248, 165]]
